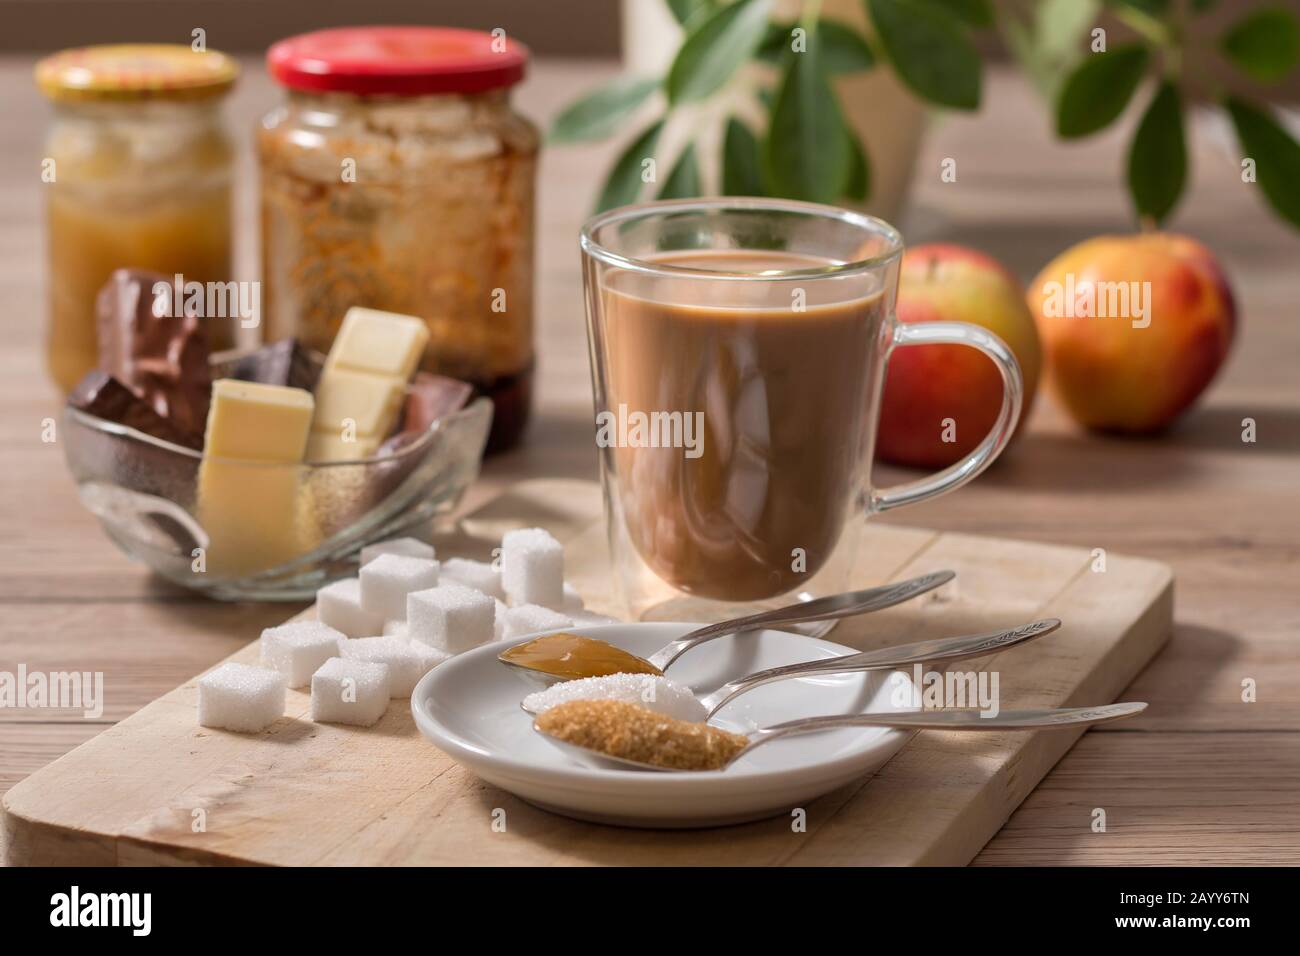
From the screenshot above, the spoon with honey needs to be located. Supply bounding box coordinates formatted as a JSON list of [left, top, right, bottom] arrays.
[[498, 569, 954, 687], [534, 699, 1149, 773]]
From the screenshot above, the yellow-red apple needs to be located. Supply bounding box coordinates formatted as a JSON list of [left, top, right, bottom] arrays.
[[1027, 233, 1235, 433], [877, 244, 1042, 468]]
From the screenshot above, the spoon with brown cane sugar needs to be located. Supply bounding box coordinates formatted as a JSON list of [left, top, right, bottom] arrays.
[[497, 569, 955, 687], [533, 699, 1149, 773]]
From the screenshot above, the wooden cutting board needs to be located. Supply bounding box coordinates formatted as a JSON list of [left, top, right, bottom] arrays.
[[2, 478, 1172, 866]]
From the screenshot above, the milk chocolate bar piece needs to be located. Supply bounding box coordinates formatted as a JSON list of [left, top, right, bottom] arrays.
[[68, 370, 199, 449], [228, 338, 321, 392], [95, 268, 211, 442]]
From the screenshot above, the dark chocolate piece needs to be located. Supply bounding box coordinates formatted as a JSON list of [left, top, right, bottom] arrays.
[[95, 269, 211, 442], [68, 370, 200, 449], [228, 338, 321, 392], [378, 373, 474, 457]]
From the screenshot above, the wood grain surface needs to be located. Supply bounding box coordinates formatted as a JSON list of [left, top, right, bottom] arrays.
[[0, 58, 1297, 865], [2, 479, 1171, 866]]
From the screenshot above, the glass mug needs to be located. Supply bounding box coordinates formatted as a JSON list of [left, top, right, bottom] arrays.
[[580, 198, 1022, 622]]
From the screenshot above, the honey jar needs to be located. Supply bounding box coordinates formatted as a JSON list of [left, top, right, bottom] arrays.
[[36, 45, 238, 393], [259, 27, 539, 451]]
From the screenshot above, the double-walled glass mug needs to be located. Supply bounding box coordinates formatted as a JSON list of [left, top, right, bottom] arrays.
[[580, 199, 1023, 622]]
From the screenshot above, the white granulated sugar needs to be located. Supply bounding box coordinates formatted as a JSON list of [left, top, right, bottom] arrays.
[[522, 673, 706, 723], [359, 554, 439, 621], [493, 599, 508, 641], [340, 636, 449, 697], [407, 583, 496, 652], [501, 604, 572, 641], [198, 662, 286, 733], [501, 527, 563, 606], [260, 620, 344, 688], [310, 657, 390, 727], [316, 577, 383, 638], [568, 610, 621, 627], [559, 583, 584, 612], [360, 537, 435, 566], [440, 557, 505, 601]]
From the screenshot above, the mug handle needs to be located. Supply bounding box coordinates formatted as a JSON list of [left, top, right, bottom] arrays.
[[868, 320, 1024, 514]]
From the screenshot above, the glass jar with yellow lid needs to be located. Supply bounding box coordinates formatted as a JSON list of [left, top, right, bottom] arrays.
[[36, 44, 238, 392]]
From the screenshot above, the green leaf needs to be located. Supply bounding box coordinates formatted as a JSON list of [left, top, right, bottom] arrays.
[[665, 0, 713, 27], [1126, 80, 1185, 224], [594, 120, 664, 213], [1107, 0, 1170, 15], [1055, 44, 1149, 138], [657, 144, 703, 199], [843, 131, 871, 201], [762, 29, 852, 202], [925, 0, 994, 28], [869, 0, 982, 110], [820, 19, 877, 73], [759, 20, 876, 73], [1220, 6, 1300, 84], [722, 118, 764, 195], [549, 76, 660, 144], [666, 0, 773, 104], [1226, 96, 1300, 229]]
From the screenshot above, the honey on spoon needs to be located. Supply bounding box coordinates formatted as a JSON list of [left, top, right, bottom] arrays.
[[496, 570, 955, 685]]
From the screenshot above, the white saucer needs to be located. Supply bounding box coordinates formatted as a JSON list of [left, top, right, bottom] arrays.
[[411, 623, 916, 828]]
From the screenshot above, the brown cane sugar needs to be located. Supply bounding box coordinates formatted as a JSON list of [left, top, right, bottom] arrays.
[[535, 699, 749, 771]]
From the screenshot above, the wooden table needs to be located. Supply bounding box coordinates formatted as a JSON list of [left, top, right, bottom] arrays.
[[1, 58, 1297, 865]]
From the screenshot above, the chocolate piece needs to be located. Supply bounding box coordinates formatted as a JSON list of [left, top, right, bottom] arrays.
[[400, 373, 474, 435], [228, 338, 321, 392], [68, 370, 200, 449], [378, 373, 474, 457], [95, 268, 211, 442]]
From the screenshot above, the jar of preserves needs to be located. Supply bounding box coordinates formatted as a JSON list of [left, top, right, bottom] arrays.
[[260, 27, 538, 451], [36, 45, 237, 393]]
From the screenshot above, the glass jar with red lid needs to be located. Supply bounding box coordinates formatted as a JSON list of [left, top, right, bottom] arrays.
[[259, 26, 537, 451]]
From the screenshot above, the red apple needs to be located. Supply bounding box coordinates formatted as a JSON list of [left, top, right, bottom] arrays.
[[877, 244, 1043, 468], [1027, 233, 1235, 433]]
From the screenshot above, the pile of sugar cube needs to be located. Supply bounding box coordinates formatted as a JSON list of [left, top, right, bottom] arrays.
[[197, 528, 618, 733]]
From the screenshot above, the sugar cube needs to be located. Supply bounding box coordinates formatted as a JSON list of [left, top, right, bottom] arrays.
[[382, 619, 408, 638], [569, 610, 621, 627], [493, 599, 508, 641], [316, 577, 384, 638], [501, 604, 573, 642], [407, 584, 496, 653], [501, 527, 563, 606], [198, 662, 285, 733], [440, 557, 505, 601], [360, 536, 435, 565], [340, 636, 450, 696], [360, 554, 439, 621], [560, 583, 584, 612], [260, 620, 344, 688], [310, 657, 391, 726]]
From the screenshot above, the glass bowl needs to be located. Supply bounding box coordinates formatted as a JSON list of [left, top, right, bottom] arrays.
[[62, 360, 492, 601]]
